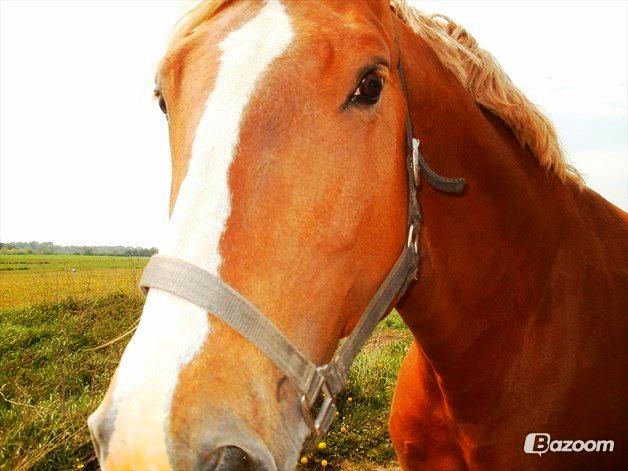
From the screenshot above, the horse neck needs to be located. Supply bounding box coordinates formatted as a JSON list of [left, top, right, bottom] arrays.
[[394, 26, 587, 414]]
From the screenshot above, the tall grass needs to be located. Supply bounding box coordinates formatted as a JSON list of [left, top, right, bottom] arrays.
[[0, 294, 143, 470]]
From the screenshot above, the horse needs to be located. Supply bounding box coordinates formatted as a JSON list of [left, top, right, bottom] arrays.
[[88, 0, 627, 469]]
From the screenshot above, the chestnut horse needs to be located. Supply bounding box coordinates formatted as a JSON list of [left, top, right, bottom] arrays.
[[88, 0, 627, 469]]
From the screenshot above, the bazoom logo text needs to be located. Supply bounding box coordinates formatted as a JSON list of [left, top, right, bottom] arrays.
[[524, 433, 614, 456]]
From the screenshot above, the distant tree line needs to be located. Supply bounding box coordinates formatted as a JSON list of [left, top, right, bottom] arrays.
[[0, 241, 157, 257]]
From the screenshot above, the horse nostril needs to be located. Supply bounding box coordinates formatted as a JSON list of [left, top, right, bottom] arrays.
[[203, 446, 254, 471]]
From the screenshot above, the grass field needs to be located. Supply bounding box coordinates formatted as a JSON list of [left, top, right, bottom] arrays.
[[0, 255, 411, 470], [0, 255, 147, 309]]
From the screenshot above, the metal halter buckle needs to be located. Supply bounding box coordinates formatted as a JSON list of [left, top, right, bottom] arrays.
[[412, 138, 421, 186], [300, 376, 337, 440], [407, 223, 418, 253]]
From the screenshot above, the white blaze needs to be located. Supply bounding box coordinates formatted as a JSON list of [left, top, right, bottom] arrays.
[[93, 0, 294, 464], [161, 0, 295, 272]]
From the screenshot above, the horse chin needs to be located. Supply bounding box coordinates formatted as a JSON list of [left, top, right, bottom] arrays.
[[254, 412, 311, 470]]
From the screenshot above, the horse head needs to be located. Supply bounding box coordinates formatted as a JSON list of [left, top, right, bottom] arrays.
[[89, 1, 414, 468]]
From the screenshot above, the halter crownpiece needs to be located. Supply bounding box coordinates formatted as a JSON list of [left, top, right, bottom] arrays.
[[139, 55, 465, 443]]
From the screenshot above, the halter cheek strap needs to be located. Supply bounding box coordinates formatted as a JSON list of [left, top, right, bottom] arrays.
[[139, 56, 465, 442]]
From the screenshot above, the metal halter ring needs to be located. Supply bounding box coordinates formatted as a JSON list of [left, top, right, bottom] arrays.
[[300, 380, 337, 441]]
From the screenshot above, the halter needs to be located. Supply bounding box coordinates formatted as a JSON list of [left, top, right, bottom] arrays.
[[139, 54, 465, 443]]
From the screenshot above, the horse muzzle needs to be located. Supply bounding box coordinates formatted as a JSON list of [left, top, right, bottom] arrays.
[[88, 410, 279, 471]]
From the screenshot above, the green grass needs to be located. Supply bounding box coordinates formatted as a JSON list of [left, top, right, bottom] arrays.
[[0, 255, 411, 470], [0, 294, 143, 470]]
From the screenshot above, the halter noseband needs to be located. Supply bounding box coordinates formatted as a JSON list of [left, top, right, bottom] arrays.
[[139, 53, 465, 444]]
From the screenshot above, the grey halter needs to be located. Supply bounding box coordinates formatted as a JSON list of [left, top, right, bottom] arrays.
[[139, 56, 465, 442]]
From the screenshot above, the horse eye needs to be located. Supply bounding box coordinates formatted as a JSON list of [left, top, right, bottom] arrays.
[[353, 72, 384, 105], [158, 95, 167, 114]]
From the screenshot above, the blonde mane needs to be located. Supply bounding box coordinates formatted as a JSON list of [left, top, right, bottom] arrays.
[[391, 0, 581, 184], [167, 0, 581, 184]]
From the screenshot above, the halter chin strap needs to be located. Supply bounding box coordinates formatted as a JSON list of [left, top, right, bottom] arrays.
[[139, 55, 465, 443]]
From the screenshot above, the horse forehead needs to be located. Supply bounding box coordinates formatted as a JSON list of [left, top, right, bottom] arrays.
[[285, 0, 393, 42], [158, 0, 392, 105], [160, 0, 391, 70], [286, 0, 390, 21]]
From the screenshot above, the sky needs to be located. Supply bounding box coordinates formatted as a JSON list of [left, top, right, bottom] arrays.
[[0, 0, 626, 247]]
